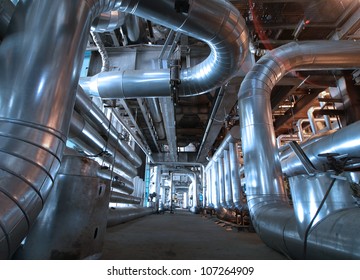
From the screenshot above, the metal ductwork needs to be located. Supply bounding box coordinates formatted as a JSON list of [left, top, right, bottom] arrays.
[[0, 0, 139, 259], [91, 11, 125, 33], [80, 0, 249, 99], [238, 41, 360, 259]]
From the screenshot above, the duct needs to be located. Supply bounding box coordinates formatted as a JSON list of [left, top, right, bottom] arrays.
[[217, 157, 226, 208], [91, 11, 125, 33], [76, 87, 142, 168], [107, 206, 154, 227], [110, 191, 141, 205], [281, 120, 360, 177], [238, 40, 360, 259], [189, 173, 198, 213], [0, 0, 119, 259], [70, 110, 137, 178], [97, 169, 134, 194], [147, 98, 166, 140], [90, 31, 110, 72], [79, 0, 249, 99]]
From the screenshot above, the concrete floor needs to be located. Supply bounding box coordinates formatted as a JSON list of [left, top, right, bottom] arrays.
[[101, 209, 288, 260]]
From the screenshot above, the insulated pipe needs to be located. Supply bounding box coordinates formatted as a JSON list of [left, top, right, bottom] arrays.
[[97, 169, 134, 194], [76, 87, 142, 168], [70, 110, 137, 178], [223, 149, 234, 208], [212, 161, 219, 209], [0, 0, 123, 259], [229, 142, 244, 210], [107, 206, 153, 227], [281, 120, 360, 177], [238, 41, 360, 259], [147, 98, 166, 140], [80, 0, 249, 98], [90, 31, 110, 72], [217, 157, 226, 208], [91, 11, 125, 33], [110, 191, 141, 205]]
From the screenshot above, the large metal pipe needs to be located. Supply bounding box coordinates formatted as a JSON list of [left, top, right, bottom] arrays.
[[76, 87, 142, 168], [223, 149, 234, 208], [91, 11, 125, 33], [0, 0, 124, 259], [147, 98, 166, 140], [80, 0, 249, 98], [229, 142, 244, 210], [69, 111, 137, 177], [217, 157, 226, 208], [107, 206, 153, 227], [97, 169, 134, 194], [238, 41, 360, 259], [110, 191, 141, 205], [281, 120, 360, 177]]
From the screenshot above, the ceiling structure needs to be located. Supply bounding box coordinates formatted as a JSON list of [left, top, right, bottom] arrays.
[[2, 0, 359, 166], [88, 0, 360, 166]]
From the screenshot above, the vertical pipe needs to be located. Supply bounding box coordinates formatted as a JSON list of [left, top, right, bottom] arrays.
[[212, 161, 219, 209], [223, 149, 233, 208], [229, 142, 244, 210], [217, 157, 226, 207], [0, 0, 98, 259]]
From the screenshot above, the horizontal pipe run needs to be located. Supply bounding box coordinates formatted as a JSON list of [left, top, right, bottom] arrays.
[[76, 87, 142, 168], [107, 207, 154, 227], [110, 191, 141, 204]]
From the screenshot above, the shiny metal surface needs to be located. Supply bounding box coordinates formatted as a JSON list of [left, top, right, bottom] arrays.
[[281, 120, 360, 177], [217, 157, 226, 207], [107, 206, 154, 227], [97, 169, 134, 194], [147, 98, 166, 140], [212, 161, 219, 208], [76, 87, 142, 167], [110, 191, 141, 205], [229, 142, 244, 210], [289, 173, 356, 239], [90, 31, 110, 72], [223, 149, 234, 208], [0, 0, 98, 259], [238, 40, 360, 259], [14, 156, 110, 259], [69, 111, 137, 177], [91, 11, 125, 33], [80, 0, 249, 98]]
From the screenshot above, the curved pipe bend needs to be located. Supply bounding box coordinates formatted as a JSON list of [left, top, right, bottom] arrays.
[[80, 0, 249, 98], [238, 41, 360, 259]]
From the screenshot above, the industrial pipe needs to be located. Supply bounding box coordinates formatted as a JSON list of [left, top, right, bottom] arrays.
[[0, 0, 125, 259], [238, 40, 360, 259], [80, 0, 249, 98], [76, 87, 142, 168], [69, 111, 138, 178]]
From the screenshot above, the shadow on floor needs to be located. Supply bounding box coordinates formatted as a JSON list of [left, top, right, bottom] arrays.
[[101, 209, 287, 260]]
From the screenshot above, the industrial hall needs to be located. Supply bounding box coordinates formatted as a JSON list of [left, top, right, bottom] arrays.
[[0, 0, 360, 260]]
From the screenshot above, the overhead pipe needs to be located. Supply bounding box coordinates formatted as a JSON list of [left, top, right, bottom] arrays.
[[80, 0, 249, 99], [76, 87, 142, 168], [70, 110, 138, 178], [238, 41, 360, 259], [0, 0, 131, 259], [90, 31, 110, 72], [91, 10, 125, 33], [147, 98, 166, 140]]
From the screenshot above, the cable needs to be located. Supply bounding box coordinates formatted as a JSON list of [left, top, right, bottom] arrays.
[[303, 177, 337, 259]]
